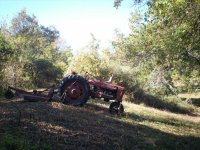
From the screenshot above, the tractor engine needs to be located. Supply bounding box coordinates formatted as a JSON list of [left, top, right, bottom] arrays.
[[88, 79, 125, 102]]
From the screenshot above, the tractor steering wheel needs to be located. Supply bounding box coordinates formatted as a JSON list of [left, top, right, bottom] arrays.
[[84, 71, 95, 80]]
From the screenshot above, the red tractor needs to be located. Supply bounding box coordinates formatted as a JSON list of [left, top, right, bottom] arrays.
[[5, 71, 125, 114], [58, 71, 125, 114]]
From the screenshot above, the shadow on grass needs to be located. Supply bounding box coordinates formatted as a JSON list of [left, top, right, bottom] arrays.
[[190, 98, 200, 107], [126, 112, 200, 130], [132, 88, 194, 115], [0, 100, 200, 150]]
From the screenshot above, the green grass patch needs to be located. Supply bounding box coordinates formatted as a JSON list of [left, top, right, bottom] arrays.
[[0, 134, 52, 150], [1, 134, 29, 150], [132, 89, 195, 115], [163, 95, 195, 112], [0, 126, 52, 150]]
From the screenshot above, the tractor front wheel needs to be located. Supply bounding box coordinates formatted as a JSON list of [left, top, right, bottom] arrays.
[[109, 101, 124, 115]]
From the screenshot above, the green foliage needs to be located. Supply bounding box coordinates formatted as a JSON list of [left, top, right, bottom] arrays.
[[1, 1, 200, 110], [31, 59, 63, 87], [0, 35, 13, 84], [69, 35, 109, 78], [114, 0, 142, 8], [110, 0, 200, 108], [144, 0, 200, 91], [70, 52, 100, 76], [0, 36, 12, 63], [0, 9, 72, 89]]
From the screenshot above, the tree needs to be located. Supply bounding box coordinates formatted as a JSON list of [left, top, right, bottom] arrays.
[[0, 35, 13, 88], [26, 59, 63, 87], [114, 0, 200, 93], [0, 36, 12, 66], [0, 9, 69, 89], [114, 0, 143, 8]]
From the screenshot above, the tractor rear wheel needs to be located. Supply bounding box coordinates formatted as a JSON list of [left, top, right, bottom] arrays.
[[4, 89, 14, 99], [109, 101, 124, 115], [59, 75, 90, 106]]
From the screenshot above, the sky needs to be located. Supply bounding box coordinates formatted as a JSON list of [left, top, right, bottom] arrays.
[[0, 0, 134, 51]]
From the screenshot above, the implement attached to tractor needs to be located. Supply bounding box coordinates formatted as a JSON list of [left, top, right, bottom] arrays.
[[5, 86, 54, 102], [5, 71, 125, 114]]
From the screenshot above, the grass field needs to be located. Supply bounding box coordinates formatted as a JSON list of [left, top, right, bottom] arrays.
[[178, 92, 200, 99], [0, 98, 200, 150]]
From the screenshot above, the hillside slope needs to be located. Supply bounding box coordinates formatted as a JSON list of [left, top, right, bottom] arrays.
[[0, 98, 200, 150]]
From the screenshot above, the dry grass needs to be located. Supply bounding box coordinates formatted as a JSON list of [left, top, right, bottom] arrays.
[[178, 92, 200, 99], [124, 101, 200, 122], [0, 98, 200, 150], [122, 101, 200, 136]]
